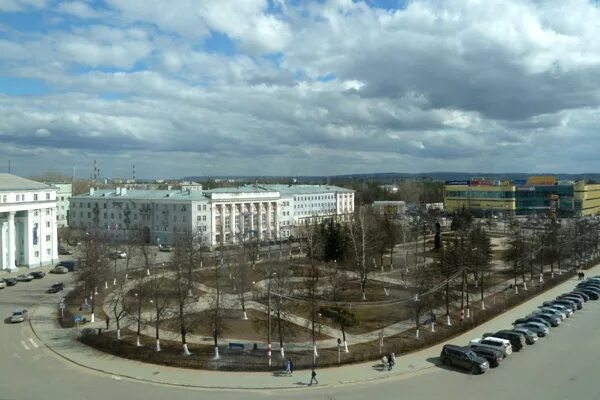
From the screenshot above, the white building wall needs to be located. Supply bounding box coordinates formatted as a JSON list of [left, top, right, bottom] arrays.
[[0, 186, 58, 270]]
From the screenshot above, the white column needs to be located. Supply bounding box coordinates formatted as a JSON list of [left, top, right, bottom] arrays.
[[274, 202, 280, 239], [211, 204, 217, 246], [230, 203, 236, 243], [240, 204, 246, 237], [220, 204, 226, 243], [39, 209, 46, 267], [258, 202, 264, 240], [7, 211, 16, 271], [249, 203, 255, 235], [266, 202, 272, 240]]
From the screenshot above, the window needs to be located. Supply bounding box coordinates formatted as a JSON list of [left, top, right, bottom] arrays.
[[203, 205, 207, 211], [46, 221, 50, 228], [46, 248, 51, 255], [202, 215, 207, 221], [60, 196, 64, 201], [46, 209, 50, 215], [87, 212, 91, 218], [197, 216, 202, 222], [103, 203, 107, 209], [87, 202, 91, 208], [34, 194, 39, 201], [46, 234, 51, 242], [46, 193, 50, 200], [34, 210, 39, 216], [34, 251, 39, 257], [198, 205, 202, 211], [104, 213, 107, 219]]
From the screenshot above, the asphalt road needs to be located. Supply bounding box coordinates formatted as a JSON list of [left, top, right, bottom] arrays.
[[1, 272, 600, 400]]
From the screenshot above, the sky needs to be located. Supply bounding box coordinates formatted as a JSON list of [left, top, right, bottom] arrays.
[[1, 0, 600, 179]]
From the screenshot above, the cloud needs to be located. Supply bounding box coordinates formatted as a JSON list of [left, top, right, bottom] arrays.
[[2, 0, 600, 178]]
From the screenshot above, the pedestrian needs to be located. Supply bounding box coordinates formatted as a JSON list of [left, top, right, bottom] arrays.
[[391, 353, 396, 369], [387, 353, 394, 371], [289, 359, 294, 375], [105, 315, 110, 329], [381, 354, 388, 370], [309, 367, 318, 386], [284, 358, 291, 375]]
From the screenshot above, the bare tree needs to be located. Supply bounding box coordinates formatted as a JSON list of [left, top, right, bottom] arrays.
[[326, 269, 350, 353], [347, 206, 379, 300], [108, 279, 127, 340], [77, 231, 110, 323], [300, 219, 322, 361], [207, 256, 225, 359], [147, 267, 171, 352], [170, 229, 203, 356]]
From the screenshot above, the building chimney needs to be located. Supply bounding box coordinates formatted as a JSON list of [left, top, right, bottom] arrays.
[[89, 187, 95, 196]]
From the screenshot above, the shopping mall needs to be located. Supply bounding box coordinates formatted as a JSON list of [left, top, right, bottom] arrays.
[[444, 176, 600, 217]]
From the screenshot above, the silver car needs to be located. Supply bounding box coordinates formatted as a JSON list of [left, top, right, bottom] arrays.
[[11, 309, 28, 323]]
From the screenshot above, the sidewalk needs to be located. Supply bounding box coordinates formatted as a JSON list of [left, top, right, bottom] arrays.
[[28, 263, 600, 390]]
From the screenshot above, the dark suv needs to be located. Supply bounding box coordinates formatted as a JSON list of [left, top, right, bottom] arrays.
[[485, 331, 525, 351], [440, 344, 489, 374]]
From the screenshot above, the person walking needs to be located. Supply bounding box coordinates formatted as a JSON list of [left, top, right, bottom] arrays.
[[388, 353, 396, 371], [105, 315, 110, 330], [309, 367, 318, 386], [381, 355, 388, 370], [284, 358, 292, 375], [290, 359, 294, 375]]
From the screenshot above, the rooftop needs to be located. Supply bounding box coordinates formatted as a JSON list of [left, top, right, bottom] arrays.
[[0, 173, 55, 191], [255, 184, 354, 194]]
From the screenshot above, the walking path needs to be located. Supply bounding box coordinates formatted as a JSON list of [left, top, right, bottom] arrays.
[[28, 263, 599, 390]]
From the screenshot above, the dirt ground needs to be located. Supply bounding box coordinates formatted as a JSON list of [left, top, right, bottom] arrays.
[[162, 308, 331, 342]]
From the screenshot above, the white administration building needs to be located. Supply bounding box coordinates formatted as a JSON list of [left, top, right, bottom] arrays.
[[0, 174, 59, 271], [69, 184, 355, 247]]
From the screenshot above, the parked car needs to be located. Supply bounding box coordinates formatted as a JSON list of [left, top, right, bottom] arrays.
[[10, 309, 28, 323], [542, 302, 574, 316], [552, 298, 579, 311], [559, 292, 588, 302], [469, 337, 513, 357], [109, 251, 127, 259], [440, 344, 490, 374], [158, 245, 173, 252], [557, 296, 583, 309], [0, 279, 6, 289], [510, 327, 538, 344], [470, 347, 504, 368], [5, 278, 17, 286], [57, 260, 79, 272], [514, 322, 549, 337], [29, 271, 45, 279], [576, 282, 600, 291], [536, 307, 566, 320], [529, 312, 561, 327], [47, 282, 64, 293], [514, 316, 551, 329], [57, 245, 73, 255], [573, 289, 599, 300], [16, 274, 34, 282], [484, 330, 525, 351], [50, 266, 68, 274]]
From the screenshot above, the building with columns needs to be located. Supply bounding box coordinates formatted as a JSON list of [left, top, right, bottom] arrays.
[[0, 174, 59, 271], [69, 184, 355, 247]]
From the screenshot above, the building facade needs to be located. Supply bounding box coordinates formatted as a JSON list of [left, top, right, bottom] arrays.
[[54, 183, 72, 227], [444, 177, 600, 217], [0, 174, 59, 271], [372, 201, 406, 217], [69, 184, 355, 246]]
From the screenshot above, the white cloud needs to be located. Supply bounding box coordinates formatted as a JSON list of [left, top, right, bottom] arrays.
[[3, 0, 600, 177]]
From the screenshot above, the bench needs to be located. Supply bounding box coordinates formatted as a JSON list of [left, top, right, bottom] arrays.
[[228, 342, 245, 351]]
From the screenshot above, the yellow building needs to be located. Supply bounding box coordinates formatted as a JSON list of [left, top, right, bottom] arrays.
[[573, 181, 600, 216], [444, 183, 516, 214]]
